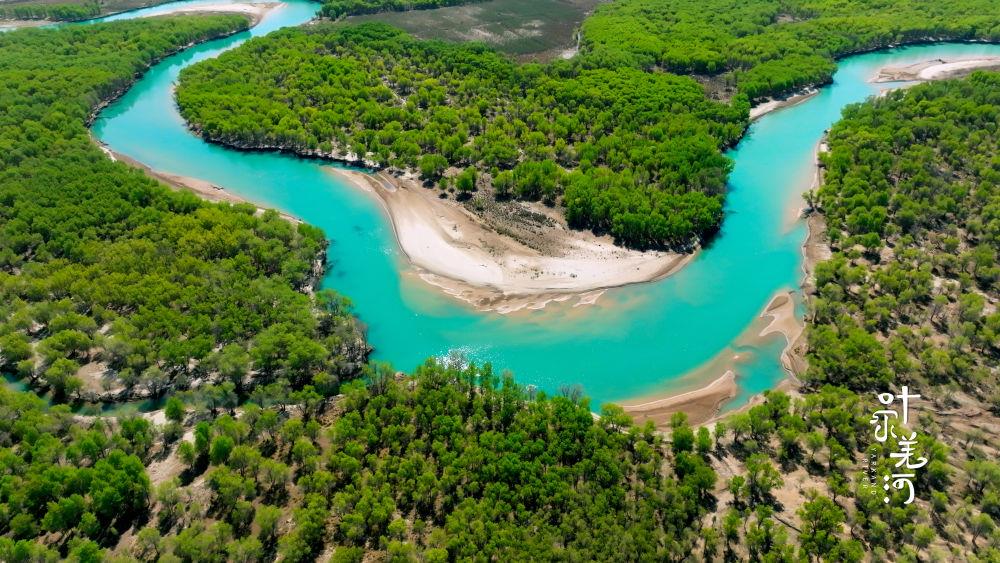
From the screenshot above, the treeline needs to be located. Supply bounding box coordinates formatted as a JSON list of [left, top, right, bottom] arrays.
[[126, 361, 720, 561], [177, 23, 746, 249], [320, 0, 485, 19], [77, 361, 898, 560], [0, 19, 368, 406], [88, 359, 966, 560], [582, 0, 1000, 100], [0, 1, 99, 21]]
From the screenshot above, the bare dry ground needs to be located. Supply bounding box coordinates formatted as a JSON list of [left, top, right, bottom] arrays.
[[346, 0, 606, 61]]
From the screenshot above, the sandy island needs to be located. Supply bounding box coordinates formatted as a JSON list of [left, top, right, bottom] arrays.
[[873, 56, 1000, 83], [330, 168, 693, 313]]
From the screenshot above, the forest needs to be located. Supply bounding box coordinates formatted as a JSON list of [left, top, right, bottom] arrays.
[[1, 1, 999, 560], [0, 19, 367, 407], [582, 0, 1000, 100], [798, 71, 1000, 560], [810, 72, 999, 395], [175, 0, 1000, 251], [177, 23, 745, 249], [0, 1, 99, 21]]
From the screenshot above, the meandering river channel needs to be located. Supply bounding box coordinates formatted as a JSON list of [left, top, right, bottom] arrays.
[[69, 0, 1000, 408]]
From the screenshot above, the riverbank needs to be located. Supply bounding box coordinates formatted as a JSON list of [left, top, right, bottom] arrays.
[[620, 370, 737, 427], [619, 287, 806, 427], [872, 56, 1000, 82], [616, 137, 832, 429], [749, 88, 819, 121], [330, 167, 693, 313], [142, 2, 280, 26], [94, 137, 302, 224], [0, 18, 51, 30]]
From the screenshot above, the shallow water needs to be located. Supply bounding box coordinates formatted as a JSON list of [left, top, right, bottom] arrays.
[[70, 3, 1000, 408]]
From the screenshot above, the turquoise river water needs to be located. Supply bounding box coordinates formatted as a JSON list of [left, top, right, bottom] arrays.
[[55, 0, 1000, 409]]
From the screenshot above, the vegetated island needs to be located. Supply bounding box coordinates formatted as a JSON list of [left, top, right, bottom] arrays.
[[176, 22, 740, 309]]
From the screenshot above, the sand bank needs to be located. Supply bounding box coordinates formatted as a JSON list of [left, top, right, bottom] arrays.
[[618, 287, 806, 428], [620, 371, 738, 428], [616, 129, 832, 430], [0, 19, 52, 30], [94, 137, 301, 224], [330, 168, 692, 313], [873, 56, 1000, 83], [144, 2, 281, 26], [749, 88, 819, 121]]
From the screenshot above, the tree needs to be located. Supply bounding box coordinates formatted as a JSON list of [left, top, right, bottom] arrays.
[[212, 344, 251, 391], [141, 366, 170, 397], [970, 513, 994, 547], [455, 167, 477, 194], [165, 396, 186, 424], [798, 495, 845, 559], [695, 426, 712, 456], [418, 154, 448, 181], [178, 441, 198, 470], [210, 435, 235, 465], [255, 504, 282, 543], [43, 358, 82, 400], [745, 454, 783, 504]]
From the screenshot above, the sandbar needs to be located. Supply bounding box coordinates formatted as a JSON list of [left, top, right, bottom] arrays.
[[145, 2, 280, 26], [873, 56, 1000, 83], [93, 137, 301, 224], [330, 168, 693, 313]]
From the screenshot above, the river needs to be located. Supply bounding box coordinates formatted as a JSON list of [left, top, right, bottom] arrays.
[[36, 0, 1000, 410]]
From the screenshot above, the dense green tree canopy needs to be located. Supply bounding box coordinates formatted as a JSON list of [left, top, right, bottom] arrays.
[[582, 0, 1000, 100], [0, 18, 367, 404], [0, 0, 176, 22], [808, 72, 999, 392], [0, 387, 153, 559], [178, 22, 744, 249]]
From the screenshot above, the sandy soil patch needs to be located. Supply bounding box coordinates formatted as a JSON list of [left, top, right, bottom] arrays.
[[330, 168, 692, 313], [872, 56, 1000, 83], [0, 18, 52, 30]]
